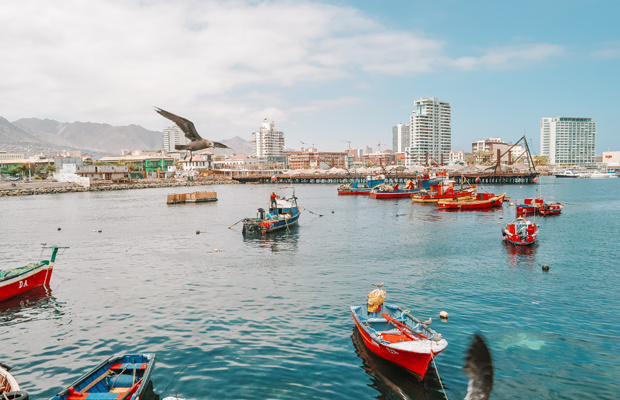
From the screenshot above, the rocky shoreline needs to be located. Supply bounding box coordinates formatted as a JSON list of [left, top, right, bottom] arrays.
[[0, 179, 239, 197]]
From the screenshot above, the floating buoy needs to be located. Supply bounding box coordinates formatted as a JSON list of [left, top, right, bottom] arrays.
[[542, 264, 550, 272], [499, 216, 503, 219], [196, 230, 200, 235], [439, 311, 449, 319], [57, 227, 61, 231], [98, 230, 102, 233], [510, 203, 514, 206], [214, 248, 219, 252], [497, 222, 501, 224], [331, 211, 334, 213]]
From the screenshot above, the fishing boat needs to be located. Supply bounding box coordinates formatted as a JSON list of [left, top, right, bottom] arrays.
[[50, 353, 156, 400], [538, 202, 564, 216], [350, 288, 448, 380], [515, 197, 544, 214], [502, 217, 538, 246], [369, 182, 421, 199], [242, 190, 301, 234], [437, 192, 506, 210], [412, 181, 477, 203], [1, 363, 27, 399], [337, 174, 385, 195], [0, 246, 68, 303]]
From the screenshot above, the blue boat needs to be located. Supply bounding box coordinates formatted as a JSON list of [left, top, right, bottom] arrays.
[[337, 174, 385, 195], [50, 353, 156, 400], [243, 190, 301, 234]]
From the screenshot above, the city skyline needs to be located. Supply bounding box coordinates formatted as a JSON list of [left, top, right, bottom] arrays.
[[1, 1, 619, 154]]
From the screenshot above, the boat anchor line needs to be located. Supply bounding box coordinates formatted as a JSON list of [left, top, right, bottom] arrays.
[[299, 205, 323, 217]]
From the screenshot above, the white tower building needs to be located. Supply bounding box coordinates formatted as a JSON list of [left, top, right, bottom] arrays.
[[405, 97, 451, 165], [392, 123, 410, 153], [540, 117, 596, 165], [252, 120, 285, 157], [162, 125, 188, 152]]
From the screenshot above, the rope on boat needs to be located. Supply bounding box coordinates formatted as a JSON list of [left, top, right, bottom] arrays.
[[430, 349, 449, 400], [300, 205, 323, 217]]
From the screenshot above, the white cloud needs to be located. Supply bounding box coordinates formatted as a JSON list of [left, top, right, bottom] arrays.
[[591, 42, 620, 59], [0, 0, 565, 135]]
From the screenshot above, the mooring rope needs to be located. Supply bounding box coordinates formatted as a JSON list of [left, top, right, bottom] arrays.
[[300, 205, 323, 217], [430, 349, 449, 400]]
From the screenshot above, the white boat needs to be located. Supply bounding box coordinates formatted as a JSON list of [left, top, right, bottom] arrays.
[[554, 170, 579, 178], [591, 170, 618, 179]]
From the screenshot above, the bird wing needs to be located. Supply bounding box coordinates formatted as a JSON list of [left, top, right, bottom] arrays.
[[464, 334, 494, 400], [155, 107, 203, 141], [212, 141, 231, 149]]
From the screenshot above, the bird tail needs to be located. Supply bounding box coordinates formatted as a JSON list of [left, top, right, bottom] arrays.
[[175, 144, 190, 151]]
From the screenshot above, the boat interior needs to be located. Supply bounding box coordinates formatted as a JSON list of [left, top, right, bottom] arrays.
[[351, 305, 430, 342]]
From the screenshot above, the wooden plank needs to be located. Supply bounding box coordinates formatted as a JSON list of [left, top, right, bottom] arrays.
[[79, 369, 112, 393]]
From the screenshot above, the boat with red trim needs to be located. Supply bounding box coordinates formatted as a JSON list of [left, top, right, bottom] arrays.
[[350, 288, 448, 380], [539, 201, 563, 216], [412, 181, 477, 203], [0, 246, 68, 303], [438, 192, 506, 210], [242, 189, 301, 234], [337, 174, 385, 195], [502, 217, 538, 246], [50, 353, 156, 400], [1, 362, 27, 400], [515, 197, 543, 214]]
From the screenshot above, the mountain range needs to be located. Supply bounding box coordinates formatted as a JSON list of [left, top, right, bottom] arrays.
[[0, 117, 252, 155]]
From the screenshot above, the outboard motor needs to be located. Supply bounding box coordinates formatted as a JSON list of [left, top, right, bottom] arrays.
[[257, 208, 265, 220]]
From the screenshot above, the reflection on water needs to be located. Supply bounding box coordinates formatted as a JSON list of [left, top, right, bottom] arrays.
[[503, 241, 538, 269], [242, 227, 300, 252], [351, 328, 446, 400], [0, 286, 63, 328]]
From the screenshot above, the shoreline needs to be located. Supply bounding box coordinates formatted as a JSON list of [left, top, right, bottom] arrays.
[[0, 179, 239, 197]]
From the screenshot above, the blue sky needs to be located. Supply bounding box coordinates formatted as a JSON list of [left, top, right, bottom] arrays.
[[1, 0, 618, 154]]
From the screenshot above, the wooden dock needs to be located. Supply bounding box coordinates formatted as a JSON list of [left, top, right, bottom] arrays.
[[167, 191, 218, 204]]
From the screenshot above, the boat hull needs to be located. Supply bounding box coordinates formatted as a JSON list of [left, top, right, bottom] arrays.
[[438, 193, 505, 209], [261, 215, 300, 233], [370, 189, 420, 199], [352, 314, 436, 379], [0, 264, 54, 302], [338, 189, 370, 195]]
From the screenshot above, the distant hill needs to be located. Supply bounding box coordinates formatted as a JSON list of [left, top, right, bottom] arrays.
[[1, 117, 254, 156], [12, 118, 161, 153]]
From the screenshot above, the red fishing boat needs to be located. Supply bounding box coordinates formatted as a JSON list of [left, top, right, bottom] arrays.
[[515, 197, 543, 214], [502, 217, 538, 246], [438, 192, 506, 210], [350, 288, 448, 380], [412, 181, 477, 203], [539, 202, 563, 216], [0, 246, 68, 302]]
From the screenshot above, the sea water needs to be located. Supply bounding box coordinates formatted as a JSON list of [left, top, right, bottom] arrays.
[[1, 176, 619, 399]]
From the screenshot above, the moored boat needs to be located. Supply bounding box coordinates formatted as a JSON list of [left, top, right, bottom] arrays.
[[1, 363, 27, 399], [438, 192, 506, 210], [338, 174, 385, 195], [412, 182, 477, 203], [1, 246, 68, 303], [350, 288, 448, 380], [50, 353, 156, 400], [369, 182, 421, 199], [554, 170, 579, 178], [242, 190, 301, 234], [515, 197, 544, 214], [538, 201, 564, 216], [502, 217, 538, 246]]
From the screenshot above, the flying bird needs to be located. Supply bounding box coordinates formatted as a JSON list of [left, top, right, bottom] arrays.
[[155, 107, 231, 159], [463, 334, 494, 400]]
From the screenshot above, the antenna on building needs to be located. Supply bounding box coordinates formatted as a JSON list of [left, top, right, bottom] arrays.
[[341, 140, 352, 149]]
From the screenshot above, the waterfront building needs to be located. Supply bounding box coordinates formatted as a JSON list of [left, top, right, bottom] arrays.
[[392, 123, 410, 153], [180, 151, 214, 170], [0, 150, 24, 160], [602, 151, 620, 168], [365, 146, 373, 155], [286, 151, 347, 169], [540, 117, 596, 166], [361, 151, 397, 167], [405, 97, 451, 166], [449, 150, 465, 163], [472, 138, 525, 164], [345, 148, 363, 161], [252, 120, 285, 157], [162, 125, 188, 153]]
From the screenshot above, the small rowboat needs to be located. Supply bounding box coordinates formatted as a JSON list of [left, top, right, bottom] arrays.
[[50, 353, 156, 400], [1, 363, 28, 400], [412, 184, 477, 203], [438, 192, 506, 210], [338, 175, 384, 195], [351, 297, 448, 380], [502, 217, 538, 246], [515, 197, 543, 214], [1, 246, 68, 303], [539, 202, 563, 216]]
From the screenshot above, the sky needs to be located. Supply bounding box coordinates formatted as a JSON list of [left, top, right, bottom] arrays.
[[1, 0, 619, 154]]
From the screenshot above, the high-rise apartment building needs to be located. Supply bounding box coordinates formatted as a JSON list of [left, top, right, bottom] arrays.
[[540, 117, 596, 165], [405, 97, 451, 165], [252, 120, 285, 157], [162, 125, 188, 152], [392, 123, 410, 153]]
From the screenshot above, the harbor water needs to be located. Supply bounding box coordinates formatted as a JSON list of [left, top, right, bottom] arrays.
[[1, 177, 619, 399]]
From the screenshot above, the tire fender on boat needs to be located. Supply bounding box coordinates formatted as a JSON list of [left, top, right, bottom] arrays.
[[3, 392, 29, 400]]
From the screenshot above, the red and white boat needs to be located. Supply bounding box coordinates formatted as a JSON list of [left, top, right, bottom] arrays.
[[350, 289, 448, 380], [412, 181, 477, 203], [438, 192, 506, 210], [516, 197, 563, 216], [0, 246, 68, 302], [502, 217, 538, 246], [539, 202, 563, 216]]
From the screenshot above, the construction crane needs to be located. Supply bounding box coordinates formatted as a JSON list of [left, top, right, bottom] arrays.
[[377, 141, 386, 153]]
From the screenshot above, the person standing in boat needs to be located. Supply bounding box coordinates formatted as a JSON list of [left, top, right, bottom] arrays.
[[270, 192, 277, 208], [393, 182, 399, 191]]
